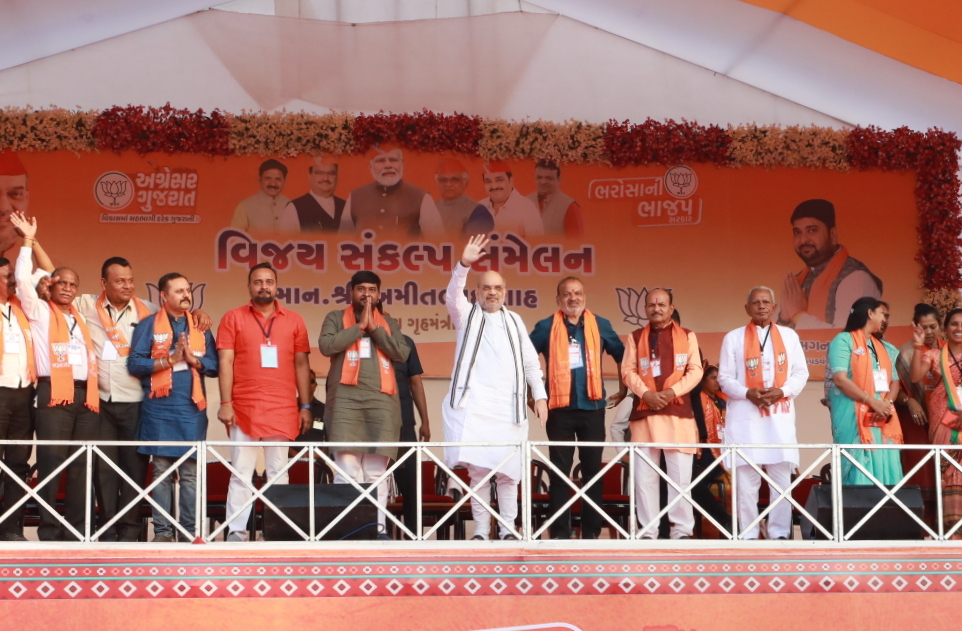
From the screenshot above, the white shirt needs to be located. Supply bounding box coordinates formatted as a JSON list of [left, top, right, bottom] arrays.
[[277, 191, 337, 234], [76, 294, 159, 402], [441, 263, 546, 481], [0, 300, 30, 388], [480, 188, 544, 237], [717, 323, 809, 467], [15, 247, 89, 380]]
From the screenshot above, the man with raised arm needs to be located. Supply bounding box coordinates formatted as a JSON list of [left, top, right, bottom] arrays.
[[13, 214, 99, 541], [718, 286, 809, 540], [442, 235, 548, 541], [217, 262, 313, 543]]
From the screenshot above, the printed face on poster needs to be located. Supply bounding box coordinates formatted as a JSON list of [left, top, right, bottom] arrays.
[[6, 148, 920, 376]]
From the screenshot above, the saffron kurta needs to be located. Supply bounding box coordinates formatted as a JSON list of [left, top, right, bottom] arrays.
[[319, 308, 409, 459], [717, 323, 809, 468], [441, 263, 547, 482], [621, 324, 703, 453]]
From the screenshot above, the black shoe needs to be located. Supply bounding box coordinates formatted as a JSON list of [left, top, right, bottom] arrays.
[[471, 534, 487, 541], [118, 537, 139, 543], [500, 533, 519, 541], [376, 533, 393, 541], [775, 536, 789, 540], [582, 531, 600, 540], [0, 531, 27, 542], [676, 535, 691, 540]]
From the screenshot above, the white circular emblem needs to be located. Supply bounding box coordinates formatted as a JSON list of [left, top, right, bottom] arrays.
[[664, 165, 698, 199], [93, 172, 134, 210]]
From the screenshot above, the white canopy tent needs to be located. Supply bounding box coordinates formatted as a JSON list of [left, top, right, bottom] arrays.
[[1, 0, 959, 134]]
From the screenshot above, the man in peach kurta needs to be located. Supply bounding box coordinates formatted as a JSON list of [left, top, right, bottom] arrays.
[[622, 288, 703, 539]]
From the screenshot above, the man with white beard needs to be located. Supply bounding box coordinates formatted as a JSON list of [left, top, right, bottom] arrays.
[[339, 144, 444, 238], [443, 235, 548, 540]]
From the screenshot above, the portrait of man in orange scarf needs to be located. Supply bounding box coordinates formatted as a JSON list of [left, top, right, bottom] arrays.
[[778, 199, 882, 330]]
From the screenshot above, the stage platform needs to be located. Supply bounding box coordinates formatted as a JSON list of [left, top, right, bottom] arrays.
[[2, 542, 961, 630]]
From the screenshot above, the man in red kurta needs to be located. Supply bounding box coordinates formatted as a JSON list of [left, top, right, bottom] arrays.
[[217, 263, 312, 542]]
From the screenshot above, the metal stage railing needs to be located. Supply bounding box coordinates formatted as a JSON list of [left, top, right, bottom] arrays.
[[0, 439, 957, 544]]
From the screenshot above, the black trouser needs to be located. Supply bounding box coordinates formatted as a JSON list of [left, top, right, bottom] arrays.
[[0, 386, 34, 535], [546, 408, 606, 539], [96, 400, 148, 541], [35, 381, 100, 541], [395, 424, 418, 537]]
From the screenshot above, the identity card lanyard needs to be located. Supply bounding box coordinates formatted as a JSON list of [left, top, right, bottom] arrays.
[[256, 313, 279, 369]]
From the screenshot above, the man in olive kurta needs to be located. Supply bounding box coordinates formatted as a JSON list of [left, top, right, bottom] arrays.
[[319, 270, 409, 536]]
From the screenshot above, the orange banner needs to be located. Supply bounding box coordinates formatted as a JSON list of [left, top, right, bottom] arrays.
[[4, 149, 921, 377]]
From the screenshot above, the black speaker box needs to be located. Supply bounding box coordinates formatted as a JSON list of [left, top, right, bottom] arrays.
[[262, 483, 379, 541], [801, 484, 924, 540]]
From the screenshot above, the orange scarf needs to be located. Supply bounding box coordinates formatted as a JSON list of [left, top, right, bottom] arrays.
[[636, 321, 689, 409], [149, 306, 207, 410], [340, 308, 396, 395], [0, 298, 36, 382], [701, 391, 725, 459], [548, 310, 603, 409], [95, 293, 151, 358], [796, 246, 849, 321], [849, 329, 902, 445], [744, 322, 788, 402], [48, 302, 98, 411]]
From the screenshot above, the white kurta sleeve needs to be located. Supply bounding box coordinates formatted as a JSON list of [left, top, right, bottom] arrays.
[[276, 202, 301, 234], [15, 247, 42, 321], [418, 194, 444, 238], [444, 262, 473, 330], [519, 319, 547, 401], [718, 329, 748, 400], [338, 195, 355, 232], [782, 328, 810, 399]]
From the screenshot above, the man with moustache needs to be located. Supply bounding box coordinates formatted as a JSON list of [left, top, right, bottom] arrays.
[[339, 145, 444, 238], [432, 158, 490, 235], [718, 287, 809, 540], [319, 271, 409, 538], [526, 160, 584, 237], [128, 273, 218, 542], [0, 255, 36, 541], [217, 262, 313, 542], [13, 215, 100, 541], [0, 151, 30, 262], [443, 235, 548, 540], [231, 159, 291, 232], [778, 199, 882, 329], [22, 237, 213, 541], [622, 288, 703, 539], [467, 162, 544, 238], [278, 157, 346, 233], [530, 277, 626, 539]]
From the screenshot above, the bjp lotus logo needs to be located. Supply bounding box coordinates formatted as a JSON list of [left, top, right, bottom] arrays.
[[146, 281, 206, 311], [664, 165, 697, 199], [616, 286, 650, 327], [93, 172, 135, 210]]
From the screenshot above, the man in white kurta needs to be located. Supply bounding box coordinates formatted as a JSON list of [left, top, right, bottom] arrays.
[[718, 286, 809, 539], [443, 235, 548, 540]]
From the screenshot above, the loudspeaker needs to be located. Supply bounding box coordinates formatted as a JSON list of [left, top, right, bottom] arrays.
[[801, 485, 924, 540], [262, 484, 379, 541]]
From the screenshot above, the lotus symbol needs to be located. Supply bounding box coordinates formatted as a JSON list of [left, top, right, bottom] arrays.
[[99, 179, 127, 207], [146, 282, 206, 311], [669, 171, 692, 195], [615, 286, 650, 327]]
